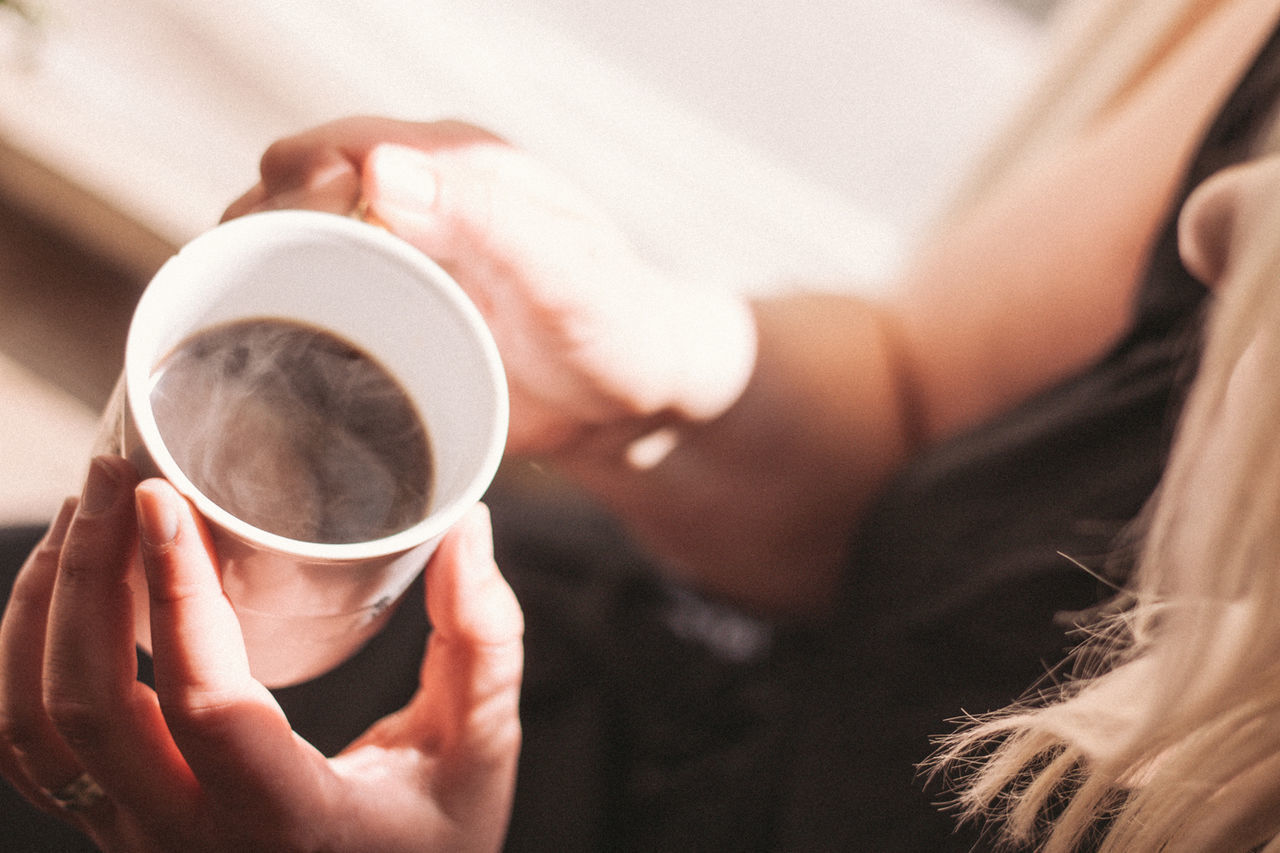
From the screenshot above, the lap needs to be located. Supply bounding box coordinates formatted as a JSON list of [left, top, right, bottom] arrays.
[[0, 491, 985, 852]]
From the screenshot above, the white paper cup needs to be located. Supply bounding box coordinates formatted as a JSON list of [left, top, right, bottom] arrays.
[[98, 210, 508, 686]]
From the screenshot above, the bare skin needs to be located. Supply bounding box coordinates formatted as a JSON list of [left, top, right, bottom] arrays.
[[218, 5, 1269, 615]]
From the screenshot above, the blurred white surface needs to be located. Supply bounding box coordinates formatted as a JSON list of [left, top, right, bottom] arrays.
[[0, 0, 1045, 524], [2, 0, 1042, 285], [512, 0, 1043, 261], [0, 355, 97, 524]]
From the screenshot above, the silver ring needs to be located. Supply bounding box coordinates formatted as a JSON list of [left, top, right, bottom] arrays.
[[49, 771, 107, 812]]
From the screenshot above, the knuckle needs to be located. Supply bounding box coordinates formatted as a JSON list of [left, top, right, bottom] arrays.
[[466, 576, 526, 646], [484, 712, 522, 758], [144, 562, 207, 610], [56, 537, 129, 591], [43, 693, 110, 748], [160, 687, 248, 738]]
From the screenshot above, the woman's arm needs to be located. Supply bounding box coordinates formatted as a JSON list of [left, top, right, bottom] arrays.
[[230, 13, 1251, 618]]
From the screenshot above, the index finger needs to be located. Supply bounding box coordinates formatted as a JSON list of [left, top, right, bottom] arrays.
[[135, 479, 328, 812]]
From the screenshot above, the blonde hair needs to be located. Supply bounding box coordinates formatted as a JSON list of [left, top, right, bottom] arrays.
[[929, 1, 1280, 849], [932, 177, 1280, 850]]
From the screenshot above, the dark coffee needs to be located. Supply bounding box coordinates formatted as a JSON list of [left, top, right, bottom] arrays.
[[149, 317, 433, 544]]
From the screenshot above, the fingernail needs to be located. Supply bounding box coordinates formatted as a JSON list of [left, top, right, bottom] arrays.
[[80, 457, 122, 514], [136, 485, 179, 547], [366, 145, 439, 219]]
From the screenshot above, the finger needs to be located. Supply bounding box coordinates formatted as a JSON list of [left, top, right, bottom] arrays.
[[220, 181, 268, 222], [415, 504, 524, 756], [43, 457, 194, 818], [137, 479, 251, 692], [221, 119, 388, 222], [247, 132, 363, 216], [360, 129, 536, 277], [240, 118, 501, 235], [359, 144, 450, 252], [137, 479, 325, 812], [0, 499, 82, 814], [45, 457, 138, 707], [261, 116, 502, 176]]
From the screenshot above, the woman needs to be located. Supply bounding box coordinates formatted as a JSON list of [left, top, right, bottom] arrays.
[[5, 0, 1280, 848]]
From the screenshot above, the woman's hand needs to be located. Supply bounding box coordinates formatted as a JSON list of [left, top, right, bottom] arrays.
[[0, 455, 523, 852], [224, 117, 756, 456]]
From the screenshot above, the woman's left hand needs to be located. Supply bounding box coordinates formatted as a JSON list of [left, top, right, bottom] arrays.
[[0, 455, 523, 852]]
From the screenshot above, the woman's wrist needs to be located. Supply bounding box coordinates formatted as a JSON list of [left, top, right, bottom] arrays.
[[534, 291, 751, 492]]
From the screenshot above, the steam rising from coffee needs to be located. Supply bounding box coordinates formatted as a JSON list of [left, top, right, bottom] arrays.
[[149, 318, 433, 544]]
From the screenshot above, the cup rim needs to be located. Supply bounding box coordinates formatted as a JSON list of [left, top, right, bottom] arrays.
[[124, 209, 509, 562]]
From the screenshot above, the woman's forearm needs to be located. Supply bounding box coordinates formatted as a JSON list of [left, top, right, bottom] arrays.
[[551, 292, 916, 619]]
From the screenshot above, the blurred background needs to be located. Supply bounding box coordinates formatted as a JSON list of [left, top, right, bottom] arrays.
[[0, 0, 1055, 526]]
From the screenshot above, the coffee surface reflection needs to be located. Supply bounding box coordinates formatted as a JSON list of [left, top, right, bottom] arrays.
[[149, 317, 433, 544]]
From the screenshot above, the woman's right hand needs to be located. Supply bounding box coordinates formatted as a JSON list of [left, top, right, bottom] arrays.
[[224, 117, 757, 457]]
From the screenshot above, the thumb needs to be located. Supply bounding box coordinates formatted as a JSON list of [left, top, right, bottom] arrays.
[[373, 504, 523, 842], [415, 504, 524, 755], [361, 144, 449, 251]]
